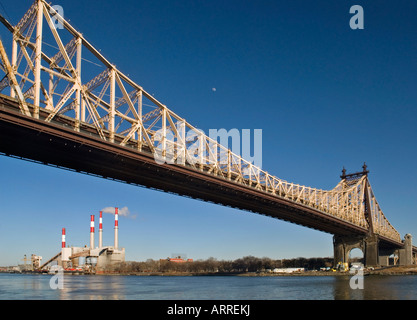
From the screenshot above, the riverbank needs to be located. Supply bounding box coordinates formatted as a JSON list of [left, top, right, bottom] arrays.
[[367, 265, 417, 276], [94, 271, 346, 277], [4, 265, 417, 277], [98, 265, 417, 277]]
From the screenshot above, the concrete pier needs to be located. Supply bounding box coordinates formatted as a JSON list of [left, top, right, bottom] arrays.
[[398, 234, 413, 266], [333, 233, 414, 267]]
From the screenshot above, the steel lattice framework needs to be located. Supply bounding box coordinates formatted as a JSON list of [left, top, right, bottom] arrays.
[[0, 0, 401, 243]]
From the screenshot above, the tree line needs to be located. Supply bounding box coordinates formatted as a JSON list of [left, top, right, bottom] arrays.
[[110, 256, 334, 273]]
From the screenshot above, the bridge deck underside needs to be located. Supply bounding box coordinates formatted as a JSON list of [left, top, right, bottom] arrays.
[[0, 96, 403, 249]]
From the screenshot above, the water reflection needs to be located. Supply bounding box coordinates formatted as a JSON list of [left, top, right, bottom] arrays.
[[333, 276, 364, 300], [332, 275, 417, 300], [1, 273, 417, 300], [57, 275, 127, 300]]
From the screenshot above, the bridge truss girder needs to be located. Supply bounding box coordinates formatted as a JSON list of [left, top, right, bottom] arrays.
[[0, 0, 402, 244]]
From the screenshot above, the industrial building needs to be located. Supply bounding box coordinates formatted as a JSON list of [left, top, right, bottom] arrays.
[[41, 208, 125, 273], [15, 254, 43, 272]]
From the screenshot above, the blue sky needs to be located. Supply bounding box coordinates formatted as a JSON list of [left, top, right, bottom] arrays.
[[0, 0, 416, 266]]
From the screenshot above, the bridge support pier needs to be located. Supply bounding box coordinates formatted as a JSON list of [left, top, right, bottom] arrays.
[[398, 234, 413, 266], [333, 235, 363, 267], [378, 248, 396, 267], [364, 234, 379, 267], [334, 234, 415, 267], [333, 234, 380, 268]]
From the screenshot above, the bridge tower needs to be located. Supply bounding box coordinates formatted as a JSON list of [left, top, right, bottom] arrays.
[[333, 164, 413, 267]]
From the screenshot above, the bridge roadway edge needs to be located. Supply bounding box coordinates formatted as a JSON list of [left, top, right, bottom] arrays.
[[0, 95, 407, 250]]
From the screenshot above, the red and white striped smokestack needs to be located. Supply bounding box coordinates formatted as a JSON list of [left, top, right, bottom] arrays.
[[99, 211, 103, 248], [62, 228, 66, 248], [90, 215, 95, 249], [114, 207, 118, 250]]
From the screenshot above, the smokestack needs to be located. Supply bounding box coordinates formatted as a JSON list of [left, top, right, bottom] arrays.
[[99, 211, 103, 248], [90, 215, 95, 249], [114, 207, 118, 250], [62, 228, 66, 248]]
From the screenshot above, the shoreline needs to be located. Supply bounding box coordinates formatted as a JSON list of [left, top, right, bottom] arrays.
[[96, 265, 417, 277], [3, 265, 417, 277]]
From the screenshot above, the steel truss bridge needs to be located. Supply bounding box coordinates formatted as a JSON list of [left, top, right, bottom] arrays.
[[0, 0, 415, 265]]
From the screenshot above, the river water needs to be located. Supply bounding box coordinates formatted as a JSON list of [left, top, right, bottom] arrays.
[[0, 273, 416, 300]]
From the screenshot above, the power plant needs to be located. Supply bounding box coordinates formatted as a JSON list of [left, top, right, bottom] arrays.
[[40, 207, 125, 273]]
